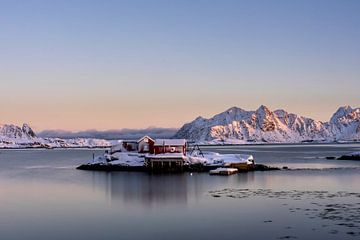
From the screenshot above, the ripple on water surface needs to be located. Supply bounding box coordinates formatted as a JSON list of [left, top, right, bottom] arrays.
[[209, 188, 360, 238]]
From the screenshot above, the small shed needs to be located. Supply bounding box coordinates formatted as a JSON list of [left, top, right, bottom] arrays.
[[122, 140, 139, 152], [110, 141, 124, 154]]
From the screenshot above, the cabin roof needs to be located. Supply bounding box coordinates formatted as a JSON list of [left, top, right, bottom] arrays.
[[137, 135, 154, 143], [154, 139, 186, 146]]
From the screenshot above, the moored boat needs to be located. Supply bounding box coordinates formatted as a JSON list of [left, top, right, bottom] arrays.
[[209, 167, 238, 175]]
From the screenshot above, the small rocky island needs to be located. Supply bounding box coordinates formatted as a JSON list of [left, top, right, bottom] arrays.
[[326, 151, 360, 161], [337, 152, 360, 160], [76, 136, 279, 173]]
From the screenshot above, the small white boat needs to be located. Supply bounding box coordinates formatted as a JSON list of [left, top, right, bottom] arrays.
[[209, 167, 238, 175]]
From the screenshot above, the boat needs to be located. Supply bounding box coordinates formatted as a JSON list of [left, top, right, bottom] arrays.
[[209, 167, 238, 175]]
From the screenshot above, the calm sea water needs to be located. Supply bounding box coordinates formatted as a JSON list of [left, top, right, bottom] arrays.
[[1, 144, 360, 240]]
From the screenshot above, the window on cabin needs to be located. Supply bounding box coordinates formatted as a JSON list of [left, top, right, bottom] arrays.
[[143, 144, 149, 151]]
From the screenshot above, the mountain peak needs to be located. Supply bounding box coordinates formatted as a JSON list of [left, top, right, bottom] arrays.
[[256, 105, 271, 113], [330, 106, 354, 124], [0, 123, 36, 139], [224, 106, 245, 114], [337, 105, 353, 113], [255, 105, 272, 117], [22, 123, 36, 138], [194, 116, 204, 121]]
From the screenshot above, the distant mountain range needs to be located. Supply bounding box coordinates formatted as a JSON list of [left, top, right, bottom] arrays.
[[0, 123, 111, 148], [38, 128, 177, 140], [174, 105, 360, 144], [1, 105, 359, 148]]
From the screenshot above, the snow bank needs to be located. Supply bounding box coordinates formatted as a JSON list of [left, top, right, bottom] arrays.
[[187, 151, 254, 166], [108, 152, 145, 166]]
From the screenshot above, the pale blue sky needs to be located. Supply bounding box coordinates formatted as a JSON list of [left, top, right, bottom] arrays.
[[0, 0, 359, 130]]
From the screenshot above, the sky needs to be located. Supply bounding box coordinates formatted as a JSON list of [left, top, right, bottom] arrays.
[[0, 0, 359, 131]]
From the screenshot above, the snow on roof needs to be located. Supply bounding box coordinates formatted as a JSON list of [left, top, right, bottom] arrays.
[[154, 139, 186, 146], [137, 135, 154, 143]]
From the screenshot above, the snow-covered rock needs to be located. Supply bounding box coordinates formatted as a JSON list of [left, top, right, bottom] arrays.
[[344, 151, 360, 157], [85, 149, 254, 168], [107, 152, 145, 166], [175, 105, 360, 143], [338, 151, 360, 160], [187, 151, 254, 166]]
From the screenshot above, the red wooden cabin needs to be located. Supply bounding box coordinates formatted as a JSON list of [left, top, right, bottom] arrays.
[[152, 139, 187, 155]]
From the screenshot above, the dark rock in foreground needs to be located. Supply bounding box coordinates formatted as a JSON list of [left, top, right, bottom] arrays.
[[337, 155, 360, 160], [325, 152, 360, 160], [253, 164, 280, 171]]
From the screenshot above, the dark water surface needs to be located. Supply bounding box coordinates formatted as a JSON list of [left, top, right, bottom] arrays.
[[0, 144, 360, 240]]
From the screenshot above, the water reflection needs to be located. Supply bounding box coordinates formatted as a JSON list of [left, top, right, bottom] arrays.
[[89, 172, 189, 207], [89, 171, 257, 207]]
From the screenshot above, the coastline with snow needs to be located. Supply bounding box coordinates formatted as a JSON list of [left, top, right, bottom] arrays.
[[0, 137, 112, 149], [76, 144, 278, 173], [1, 105, 359, 149], [1, 137, 359, 150]]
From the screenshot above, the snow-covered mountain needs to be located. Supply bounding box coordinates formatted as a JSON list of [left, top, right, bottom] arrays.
[[0, 123, 111, 148], [174, 105, 360, 144], [327, 106, 360, 141], [1, 105, 359, 147]]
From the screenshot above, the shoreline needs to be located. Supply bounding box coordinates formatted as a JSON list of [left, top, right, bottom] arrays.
[[0, 141, 359, 150], [0, 146, 109, 150]]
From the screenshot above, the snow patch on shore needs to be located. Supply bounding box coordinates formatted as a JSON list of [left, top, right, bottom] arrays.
[[86, 150, 254, 167]]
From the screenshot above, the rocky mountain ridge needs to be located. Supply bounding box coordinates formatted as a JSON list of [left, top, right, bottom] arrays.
[[174, 105, 360, 143], [1, 105, 359, 147]]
